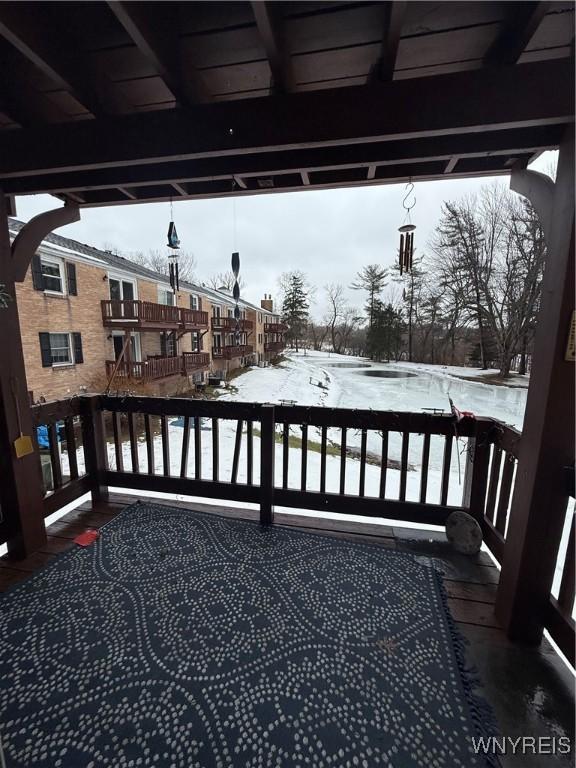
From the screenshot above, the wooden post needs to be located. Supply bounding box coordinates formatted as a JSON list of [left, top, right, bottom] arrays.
[[495, 129, 575, 644], [259, 404, 275, 524], [0, 192, 47, 557], [81, 395, 109, 503], [461, 418, 492, 524]]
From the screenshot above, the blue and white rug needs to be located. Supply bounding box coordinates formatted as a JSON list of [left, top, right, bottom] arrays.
[[0, 502, 499, 767]]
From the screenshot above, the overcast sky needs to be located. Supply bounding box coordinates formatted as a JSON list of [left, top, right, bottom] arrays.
[[14, 152, 555, 318]]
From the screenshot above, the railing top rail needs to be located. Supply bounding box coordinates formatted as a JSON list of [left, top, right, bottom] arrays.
[[98, 394, 266, 420], [31, 397, 85, 425]]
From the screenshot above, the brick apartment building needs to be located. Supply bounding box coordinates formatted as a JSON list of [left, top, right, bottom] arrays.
[[8, 219, 286, 402]]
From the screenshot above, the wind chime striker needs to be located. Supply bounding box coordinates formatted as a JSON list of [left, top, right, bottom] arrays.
[[167, 199, 180, 292], [398, 180, 416, 276], [232, 250, 241, 346]]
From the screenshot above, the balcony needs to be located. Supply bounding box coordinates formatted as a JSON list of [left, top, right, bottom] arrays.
[[211, 316, 253, 332], [264, 341, 285, 353], [180, 308, 209, 330], [102, 300, 209, 332], [264, 322, 288, 333], [212, 344, 253, 360], [182, 351, 210, 373], [105, 355, 184, 381]]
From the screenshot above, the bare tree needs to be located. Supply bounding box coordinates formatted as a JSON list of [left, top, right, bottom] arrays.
[[126, 249, 197, 283], [324, 283, 346, 353], [205, 271, 246, 291]]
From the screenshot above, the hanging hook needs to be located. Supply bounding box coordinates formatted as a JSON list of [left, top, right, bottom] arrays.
[[402, 180, 416, 213]]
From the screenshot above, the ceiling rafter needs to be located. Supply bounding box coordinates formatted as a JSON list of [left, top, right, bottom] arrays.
[[377, 1, 407, 82], [251, 1, 291, 93], [106, 1, 193, 105], [484, 2, 547, 66], [0, 3, 105, 117], [444, 156, 459, 174]]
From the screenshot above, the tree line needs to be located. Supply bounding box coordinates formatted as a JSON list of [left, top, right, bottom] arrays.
[[279, 182, 547, 378]]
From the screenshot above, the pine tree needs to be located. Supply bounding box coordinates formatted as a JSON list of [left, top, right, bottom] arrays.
[[367, 301, 405, 362], [280, 271, 310, 353], [350, 264, 388, 331]]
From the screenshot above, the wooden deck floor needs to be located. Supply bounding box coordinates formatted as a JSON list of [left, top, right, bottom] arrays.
[[1, 492, 574, 767]]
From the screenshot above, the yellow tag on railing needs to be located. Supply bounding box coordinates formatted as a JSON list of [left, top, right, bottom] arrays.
[[14, 434, 34, 458]]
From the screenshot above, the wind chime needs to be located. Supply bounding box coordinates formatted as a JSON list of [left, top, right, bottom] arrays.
[[167, 198, 180, 292], [398, 180, 416, 275], [231, 182, 241, 346]]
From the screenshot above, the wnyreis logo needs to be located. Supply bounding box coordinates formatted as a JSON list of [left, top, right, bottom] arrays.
[[472, 736, 572, 756]]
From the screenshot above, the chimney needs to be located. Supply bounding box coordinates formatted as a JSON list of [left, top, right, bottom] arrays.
[[261, 294, 273, 312]]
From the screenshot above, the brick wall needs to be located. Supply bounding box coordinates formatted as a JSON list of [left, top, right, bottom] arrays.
[[17, 260, 111, 401]]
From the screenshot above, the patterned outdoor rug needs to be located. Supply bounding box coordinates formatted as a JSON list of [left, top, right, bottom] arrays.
[[0, 502, 499, 768]]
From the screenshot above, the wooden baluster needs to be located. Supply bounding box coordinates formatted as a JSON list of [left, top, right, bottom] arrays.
[[144, 414, 154, 474], [47, 422, 63, 489], [194, 414, 202, 479], [558, 512, 575, 615], [127, 412, 139, 473], [231, 419, 243, 484], [320, 425, 327, 493], [112, 411, 124, 472], [494, 454, 515, 534], [180, 415, 190, 478], [259, 404, 275, 524], [420, 433, 430, 503], [282, 423, 289, 489], [247, 420, 253, 486], [340, 427, 347, 495], [160, 414, 170, 476], [379, 431, 388, 499], [64, 416, 79, 480], [440, 434, 453, 506], [81, 396, 109, 502], [399, 431, 409, 501], [212, 418, 219, 481], [485, 446, 503, 523], [359, 428, 367, 497], [301, 424, 308, 491]]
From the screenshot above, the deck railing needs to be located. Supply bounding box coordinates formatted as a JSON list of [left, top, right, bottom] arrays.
[[101, 299, 181, 327], [211, 316, 253, 331], [182, 352, 210, 373], [264, 322, 288, 333], [212, 345, 253, 360], [27, 395, 575, 666], [179, 308, 209, 329], [105, 356, 184, 381], [264, 341, 285, 353]]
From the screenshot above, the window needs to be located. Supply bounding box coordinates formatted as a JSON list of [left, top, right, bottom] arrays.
[[190, 295, 199, 310], [109, 277, 135, 301], [39, 332, 83, 367], [158, 287, 175, 306], [258, 313, 262, 323], [41, 258, 64, 293]]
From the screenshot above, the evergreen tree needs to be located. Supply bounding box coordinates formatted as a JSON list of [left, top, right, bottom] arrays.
[[280, 271, 310, 353], [367, 301, 405, 362], [350, 264, 388, 331]]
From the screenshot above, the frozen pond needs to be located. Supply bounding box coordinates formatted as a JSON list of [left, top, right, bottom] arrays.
[[357, 370, 418, 379]]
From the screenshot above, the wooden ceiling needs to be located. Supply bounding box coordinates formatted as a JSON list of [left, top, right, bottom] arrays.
[[0, 1, 573, 206]]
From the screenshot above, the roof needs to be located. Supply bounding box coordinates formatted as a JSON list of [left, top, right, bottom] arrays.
[[0, 2, 572, 206], [7, 216, 278, 315]]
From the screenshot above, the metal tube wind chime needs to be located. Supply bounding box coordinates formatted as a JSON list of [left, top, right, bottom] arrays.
[[167, 199, 180, 292], [398, 181, 417, 275], [232, 251, 241, 345]]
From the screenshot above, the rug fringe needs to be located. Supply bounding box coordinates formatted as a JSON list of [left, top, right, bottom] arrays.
[[433, 569, 502, 768]]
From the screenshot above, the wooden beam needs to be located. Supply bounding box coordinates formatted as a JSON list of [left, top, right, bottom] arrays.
[[485, 2, 548, 66], [251, 1, 289, 92], [0, 60, 570, 181], [233, 175, 247, 190], [510, 167, 555, 238], [171, 183, 187, 196], [118, 187, 138, 201], [300, 170, 310, 186], [106, 1, 193, 105], [0, 192, 47, 557], [495, 128, 575, 645], [444, 156, 459, 174], [11, 203, 80, 282], [0, 3, 105, 116], [367, 165, 376, 180], [3, 125, 561, 196], [377, 1, 407, 81]]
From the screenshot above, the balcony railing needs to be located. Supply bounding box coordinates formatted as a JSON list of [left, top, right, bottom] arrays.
[[102, 300, 209, 331], [212, 344, 253, 360], [211, 316, 253, 331], [264, 322, 288, 333], [180, 308, 209, 329], [26, 395, 576, 667], [105, 356, 184, 381], [182, 352, 210, 373], [264, 341, 285, 353]]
